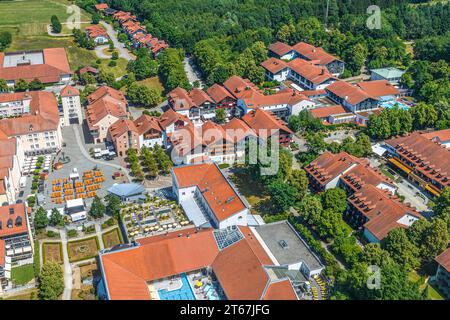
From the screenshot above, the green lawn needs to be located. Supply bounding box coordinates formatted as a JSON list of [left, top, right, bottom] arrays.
[[11, 264, 35, 285], [408, 270, 445, 300], [99, 58, 129, 79], [0, 0, 91, 37]]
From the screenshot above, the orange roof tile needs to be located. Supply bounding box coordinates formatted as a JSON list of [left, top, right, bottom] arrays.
[[206, 84, 235, 103], [263, 279, 298, 300], [292, 42, 341, 65], [134, 114, 162, 136], [287, 58, 334, 84], [356, 80, 400, 98], [435, 247, 450, 272], [60, 85, 79, 97], [309, 105, 348, 118], [242, 109, 293, 138], [326, 80, 377, 105], [268, 42, 294, 56], [173, 163, 247, 222], [422, 129, 450, 144], [261, 57, 288, 74], [0, 203, 28, 238]]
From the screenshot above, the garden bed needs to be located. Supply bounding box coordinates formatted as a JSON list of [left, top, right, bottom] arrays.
[[102, 228, 123, 248], [42, 242, 63, 264], [67, 237, 100, 263]]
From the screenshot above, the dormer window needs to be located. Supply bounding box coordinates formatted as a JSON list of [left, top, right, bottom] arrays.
[[15, 216, 22, 227], [7, 218, 13, 228]]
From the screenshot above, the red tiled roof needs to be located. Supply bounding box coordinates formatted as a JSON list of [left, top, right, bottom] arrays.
[[326, 80, 376, 105], [157, 108, 190, 129], [0, 48, 71, 83], [0, 91, 59, 135], [242, 109, 293, 138], [292, 42, 341, 65], [206, 84, 235, 103], [349, 184, 422, 241], [86, 25, 108, 39], [356, 80, 400, 98], [309, 105, 348, 119], [108, 118, 138, 140], [268, 42, 294, 56], [0, 203, 28, 238], [0, 91, 32, 103], [263, 279, 298, 300], [173, 163, 246, 222], [223, 76, 260, 99], [86, 86, 127, 129], [261, 57, 288, 74], [341, 162, 395, 193], [189, 88, 213, 106], [95, 3, 109, 10], [60, 85, 79, 97], [134, 114, 162, 136], [435, 247, 450, 273], [222, 118, 256, 142], [100, 226, 296, 300], [287, 58, 334, 85], [422, 129, 450, 144], [87, 86, 126, 105], [385, 132, 450, 188], [168, 87, 195, 111], [78, 66, 98, 75], [304, 151, 360, 187]]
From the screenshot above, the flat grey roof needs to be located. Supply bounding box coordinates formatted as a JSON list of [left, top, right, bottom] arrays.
[[255, 220, 323, 271], [3, 51, 44, 67]]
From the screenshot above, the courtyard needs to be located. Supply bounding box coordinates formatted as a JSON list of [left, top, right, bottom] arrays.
[[122, 196, 191, 240], [101, 228, 123, 249]]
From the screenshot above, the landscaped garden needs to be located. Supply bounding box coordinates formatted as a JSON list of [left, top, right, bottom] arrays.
[[122, 195, 190, 240], [102, 228, 123, 248], [67, 236, 100, 263], [11, 264, 35, 285], [42, 242, 63, 264]]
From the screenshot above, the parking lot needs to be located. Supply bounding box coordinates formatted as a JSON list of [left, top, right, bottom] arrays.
[[18, 126, 127, 211]]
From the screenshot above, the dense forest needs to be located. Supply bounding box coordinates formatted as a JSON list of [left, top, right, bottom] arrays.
[[75, 0, 450, 91]]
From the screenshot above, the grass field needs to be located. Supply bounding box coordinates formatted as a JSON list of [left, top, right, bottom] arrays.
[[42, 242, 63, 264], [0, 0, 91, 37], [102, 228, 123, 249], [11, 264, 35, 285], [67, 236, 100, 262], [408, 270, 445, 300], [99, 58, 129, 79]]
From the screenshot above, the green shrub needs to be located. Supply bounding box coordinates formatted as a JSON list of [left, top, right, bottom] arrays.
[[67, 229, 78, 238], [46, 230, 58, 238]]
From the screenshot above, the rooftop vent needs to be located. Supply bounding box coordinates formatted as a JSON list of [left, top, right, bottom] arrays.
[[279, 240, 289, 249]]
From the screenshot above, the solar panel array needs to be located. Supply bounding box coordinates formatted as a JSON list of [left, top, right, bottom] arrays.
[[213, 226, 244, 251]]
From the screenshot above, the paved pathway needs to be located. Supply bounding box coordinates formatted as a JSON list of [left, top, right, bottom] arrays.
[[95, 224, 105, 250], [183, 56, 204, 87], [94, 45, 111, 59], [59, 230, 73, 300], [100, 21, 134, 61], [72, 125, 133, 182]]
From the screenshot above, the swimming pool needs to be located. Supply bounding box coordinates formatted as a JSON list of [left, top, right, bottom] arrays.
[[157, 273, 196, 300], [380, 100, 411, 110]]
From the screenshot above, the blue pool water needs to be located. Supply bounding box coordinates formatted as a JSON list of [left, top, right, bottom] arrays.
[[380, 100, 411, 110], [158, 273, 196, 300]]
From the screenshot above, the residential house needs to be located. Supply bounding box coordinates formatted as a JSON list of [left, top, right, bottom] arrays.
[[157, 108, 191, 147], [172, 163, 249, 229], [292, 42, 345, 76], [168, 87, 215, 124], [308, 105, 355, 125], [94, 3, 109, 11], [85, 25, 109, 45], [134, 114, 164, 149], [0, 203, 33, 289], [85, 86, 128, 143], [356, 80, 400, 102], [384, 132, 450, 197], [0, 48, 72, 87], [107, 119, 140, 158], [0, 91, 63, 155], [242, 109, 293, 146], [346, 184, 421, 243], [206, 84, 237, 116], [325, 80, 379, 113], [261, 57, 335, 90], [268, 41, 297, 61]]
